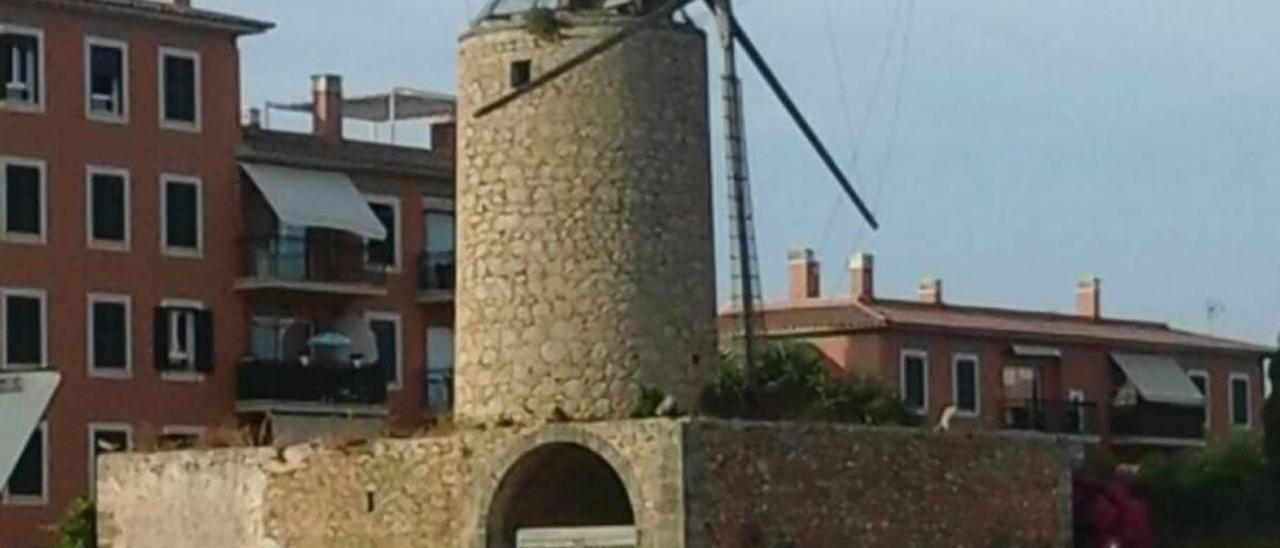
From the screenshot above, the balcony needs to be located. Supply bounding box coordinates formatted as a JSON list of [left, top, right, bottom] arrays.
[[423, 369, 454, 415], [418, 250, 455, 303], [236, 357, 388, 414], [1111, 403, 1205, 445], [236, 234, 387, 296], [1000, 399, 1098, 436]]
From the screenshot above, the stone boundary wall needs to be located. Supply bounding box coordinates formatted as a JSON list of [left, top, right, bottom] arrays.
[[684, 420, 1076, 548]]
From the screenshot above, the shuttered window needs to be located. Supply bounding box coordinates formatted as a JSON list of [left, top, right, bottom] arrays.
[[87, 40, 126, 118], [160, 50, 197, 126], [1, 28, 42, 107]]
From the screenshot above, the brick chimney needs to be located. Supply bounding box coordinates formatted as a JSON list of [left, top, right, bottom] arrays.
[[312, 74, 343, 145], [918, 278, 943, 305], [431, 119, 456, 156], [787, 248, 820, 300], [850, 253, 874, 302], [1077, 277, 1101, 320]]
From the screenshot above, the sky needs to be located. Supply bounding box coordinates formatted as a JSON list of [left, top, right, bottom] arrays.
[[203, 0, 1280, 346]]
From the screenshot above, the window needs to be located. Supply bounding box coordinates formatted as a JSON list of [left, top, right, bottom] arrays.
[[368, 313, 401, 388], [87, 167, 130, 249], [1188, 370, 1209, 428], [510, 59, 531, 88], [159, 426, 204, 450], [153, 304, 212, 374], [1230, 374, 1251, 428], [422, 200, 456, 292], [4, 421, 46, 504], [2, 289, 46, 370], [161, 175, 201, 256], [365, 197, 400, 271], [1067, 390, 1088, 434], [2, 157, 46, 241], [85, 38, 127, 121], [159, 48, 199, 129], [0, 26, 43, 109], [88, 294, 131, 377], [900, 350, 928, 415], [88, 423, 131, 495], [952, 353, 979, 416], [425, 326, 454, 413]]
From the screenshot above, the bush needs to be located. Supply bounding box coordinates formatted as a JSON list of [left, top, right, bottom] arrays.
[[1265, 352, 1280, 483], [51, 497, 95, 548], [702, 340, 913, 426]]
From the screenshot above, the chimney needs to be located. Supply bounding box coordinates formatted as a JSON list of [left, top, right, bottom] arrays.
[[787, 248, 820, 300], [850, 252, 874, 302], [312, 74, 343, 145], [1077, 277, 1101, 319], [918, 278, 943, 305], [242, 107, 261, 129], [431, 119, 456, 156]]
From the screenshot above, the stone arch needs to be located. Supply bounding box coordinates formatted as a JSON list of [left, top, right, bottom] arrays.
[[473, 427, 644, 548]]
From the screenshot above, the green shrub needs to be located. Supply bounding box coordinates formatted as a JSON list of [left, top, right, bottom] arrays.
[[51, 497, 95, 548]]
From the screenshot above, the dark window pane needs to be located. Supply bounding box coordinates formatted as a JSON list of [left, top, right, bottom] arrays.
[[371, 319, 398, 383], [165, 181, 198, 249], [903, 356, 926, 411], [6, 426, 43, 497], [162, 55, 196, 123], [366, 203, 396, 267], [956, 359, 977, 412], [5, 164, 41, 235], [89, 45, 124, 114], [159, 433, 197, 450], [93, 301, 127, 370], [91, 173, 126, 241], [92, 430, 129, 461], [1, 33, 40, 103], [6, 295, 42, 366], [1231, 378, 1250, 425]]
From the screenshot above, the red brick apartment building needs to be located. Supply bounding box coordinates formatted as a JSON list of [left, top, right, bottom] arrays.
[[723, 250, 1271, 459], [0, 1, 457, 544]]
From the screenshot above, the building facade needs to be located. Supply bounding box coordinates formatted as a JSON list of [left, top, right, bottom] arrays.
[[724, 250, 1271, 458], [0, 2, 457, 544]]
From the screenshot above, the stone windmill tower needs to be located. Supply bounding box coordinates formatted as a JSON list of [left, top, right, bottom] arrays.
[[454, 0, 719, 425]]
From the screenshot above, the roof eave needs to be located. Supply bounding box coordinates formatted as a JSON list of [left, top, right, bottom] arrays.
[[35, 0, 275, 36]]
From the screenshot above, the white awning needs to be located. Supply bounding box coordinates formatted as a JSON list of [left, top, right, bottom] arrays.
[[1, 372, 60, 488], [1111, 353, 1205, 407], [241, 163, 387, 240]]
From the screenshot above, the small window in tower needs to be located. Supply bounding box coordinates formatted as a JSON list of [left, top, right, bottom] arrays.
[[510, 60, 532, 88]]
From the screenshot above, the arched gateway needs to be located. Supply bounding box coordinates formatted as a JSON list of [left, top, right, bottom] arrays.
[[481, 441, 640, 548]]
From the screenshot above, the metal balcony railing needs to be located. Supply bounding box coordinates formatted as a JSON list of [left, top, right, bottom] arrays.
[[1111, 403, 1205, 440], [1000, 399, 1098, 435], [423, 369, 454, 415], [237, 357, 388, 406], [241, 233, 387, 287], [418, 250, 456, 292]]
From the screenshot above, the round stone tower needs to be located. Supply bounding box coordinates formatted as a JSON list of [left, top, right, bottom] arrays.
[[455, 10, 716, 425]]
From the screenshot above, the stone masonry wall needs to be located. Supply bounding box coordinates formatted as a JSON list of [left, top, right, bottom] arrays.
[[684, 420, 1076, 548], [97, 420, 686, 548], [454, 18, 718, 426]]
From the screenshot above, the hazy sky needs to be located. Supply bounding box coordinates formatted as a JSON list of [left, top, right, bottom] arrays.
[[204, 0, 1280, 345]]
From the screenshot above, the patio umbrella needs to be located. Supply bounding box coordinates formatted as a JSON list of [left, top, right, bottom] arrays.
[[308, 331, 353, 348]]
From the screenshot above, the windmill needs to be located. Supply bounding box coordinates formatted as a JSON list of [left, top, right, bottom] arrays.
[[472, 0, 880, 375]]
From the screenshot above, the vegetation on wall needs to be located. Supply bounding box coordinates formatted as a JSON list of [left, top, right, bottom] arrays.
[[524, 5, 564, 42], [1134, 436, 1280, 546], [702, 340, 914, 426], [51, 497, 95, 548], [1265, 351, 1280, 485]]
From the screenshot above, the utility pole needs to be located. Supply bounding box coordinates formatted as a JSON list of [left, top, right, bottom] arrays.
[[715, 0, 760, 378]]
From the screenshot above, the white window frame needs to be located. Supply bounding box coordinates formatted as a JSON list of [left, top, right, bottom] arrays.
[[364, 194, 402, 273], [0, 287, 48, 370], [1187, 369, 1210, 429], [159, 173, 203, 258], [366, 311, 403, 390], [86, 422, 132, 495], [157, 47, 201, 132], [159, 298, 204, 382], [1, 156, 48, 244], [85, 165, 131, 251], [0, 24, 46, 113], [87, 293, 133, 379], [951, 352, 980, 417], [1229, 372, 1252, 429], [84, 36, 129, 123], [900, 349, 929, 416], [2, 420, 47, 506]]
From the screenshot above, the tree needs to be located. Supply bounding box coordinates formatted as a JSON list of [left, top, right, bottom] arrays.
[[702, 340, 912, 426], [1265, 349, 1280, 483]]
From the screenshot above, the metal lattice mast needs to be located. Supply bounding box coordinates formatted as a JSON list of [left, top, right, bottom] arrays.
[[715, 0, 763, 373]]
